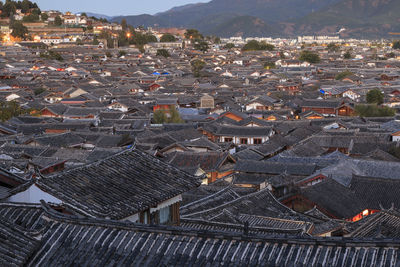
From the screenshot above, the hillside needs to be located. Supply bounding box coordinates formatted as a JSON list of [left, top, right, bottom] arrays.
[[292, 0, 400, 37], [112, 0, 339, 37], [202, 16, 278, 37], [111, 0, 400, 38]]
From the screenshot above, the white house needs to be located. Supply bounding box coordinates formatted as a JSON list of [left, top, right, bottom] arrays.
[[343, 89, 361, 102], [392, 131, 400, 142], [107, 101, 129, 112]]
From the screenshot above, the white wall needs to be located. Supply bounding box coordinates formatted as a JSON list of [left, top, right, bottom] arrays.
[[7, 184, 62, 204]]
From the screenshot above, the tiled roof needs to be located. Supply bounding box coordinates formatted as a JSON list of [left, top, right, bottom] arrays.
[[21, 209, 400, 267], [36, 148, 201, 219]]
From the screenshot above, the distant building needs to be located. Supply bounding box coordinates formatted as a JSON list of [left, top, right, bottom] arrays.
[[200, 94, 214, 109]]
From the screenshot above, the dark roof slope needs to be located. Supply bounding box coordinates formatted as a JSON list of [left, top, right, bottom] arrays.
[[169, 151, 232, 172], [26, 210, 400, 267], [300, 178, 363, 219], [203, 123, 273, 137], [0, 218, 39, 266], [235, 160, 316, 176], [0, 202, 45, 231], [36, 148, 200, 219], [182, 188, 299, 221], [348, 209, 400, 238]]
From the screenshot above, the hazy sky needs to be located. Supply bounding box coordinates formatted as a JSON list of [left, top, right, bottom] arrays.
[[31, 0, 209, 16]]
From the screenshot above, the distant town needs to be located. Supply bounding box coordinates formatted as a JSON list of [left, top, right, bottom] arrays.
[[1, 0, 400, 266]]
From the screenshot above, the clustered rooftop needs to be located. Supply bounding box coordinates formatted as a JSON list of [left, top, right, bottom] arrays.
[[0, 33, 400, 266]]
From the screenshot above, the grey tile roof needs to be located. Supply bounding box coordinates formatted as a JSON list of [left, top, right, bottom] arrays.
[[182, 188, 301, 222], [203, 123, 274, 137], [23, 210, 400, 266], [36, 148, 200, 219], [347, 209, 400, 238], [0, 202, 45, 231], [169, 151, 232, 172], [0, 218, 39, 266], [235, 160, 317, 176], [300, 178, 364, 219]]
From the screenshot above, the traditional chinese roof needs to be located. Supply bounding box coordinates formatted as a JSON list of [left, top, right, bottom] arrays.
[[235, 160, 317, 176], [35, 148, 201, 219], [18, 208, 400, 267]]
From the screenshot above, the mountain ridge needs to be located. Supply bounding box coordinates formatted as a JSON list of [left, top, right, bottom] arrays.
[[110, 0, 400, 38]]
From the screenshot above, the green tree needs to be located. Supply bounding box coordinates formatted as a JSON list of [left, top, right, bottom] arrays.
[[80, 12, 87, 17], [153, 108, 184, 124], [99, 31, 114, 48], [10, 21, 28, 39], [259, 41, 274, 51], [54, 15, 62, 26], [34, 87, 46, 95], [31, 7, 41, 16], [184, 29, 203, 40], [327, 43, 339, 52], [355, 104, 395, 117], [191, 59, 206, 77], [335, 70, 353, 80], [242, 40, 261, 51], [117, 31, 129, 47], [92, 37, 99, 45], [121, 19, 128, 31], [156, 49, 170, 58], [160, 33, 176, 42], [366, 89, 384, 105], [343, 50, 352, 59], [41, 13, 48, 21], [40, 50, 63, 61], [242, 40, 274, 51], [1, 1, 16, 18], [128, 32, 157, 46], [392, 41, 400, 50], [153, 110, 167, 124], [0, 101, 30, 122], [22, 13, 39, 22], [263, 61, 276, 69], [168, 107, 184, 123], [299, 50, 320, 63], [145, 34, 157, 43], [193, 39, 209, 52], [75, 38, 83, 45], [224, 43, 235, 49], [21, 0, 31, 13]]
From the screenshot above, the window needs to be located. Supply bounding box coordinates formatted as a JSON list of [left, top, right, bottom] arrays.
[[224, 137, 233, 142], [240, 138, 248, 145], [254, 138, 262, 144], [159, 206, 171, 224], [142, 211, 149, 224]]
